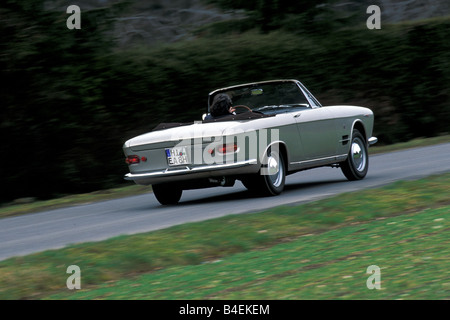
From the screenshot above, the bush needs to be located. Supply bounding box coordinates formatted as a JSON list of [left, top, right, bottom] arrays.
[[1, 1, 449, 202]]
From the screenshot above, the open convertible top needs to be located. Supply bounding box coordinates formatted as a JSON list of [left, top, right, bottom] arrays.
[[152, 111, 274, 132]]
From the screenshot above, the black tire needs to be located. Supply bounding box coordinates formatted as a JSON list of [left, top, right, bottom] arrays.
[[152, 183, 182, 205], [242, 148, 286, 196], [340, 129, 369, 181]]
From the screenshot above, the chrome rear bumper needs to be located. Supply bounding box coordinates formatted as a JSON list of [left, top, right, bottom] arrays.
[[125, 159, 259, 185]]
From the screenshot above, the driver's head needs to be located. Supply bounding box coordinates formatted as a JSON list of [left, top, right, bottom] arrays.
[[210, 93, 232, 117]]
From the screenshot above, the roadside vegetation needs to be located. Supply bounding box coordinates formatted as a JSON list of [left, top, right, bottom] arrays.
[[0, 173, 448, 299], [368, 135, 450, 154], [1, 1, 449, 204], [51, 205, 449, 300]]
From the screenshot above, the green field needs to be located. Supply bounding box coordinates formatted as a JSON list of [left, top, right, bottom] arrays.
[[0, 173, 448, 300], [50, 205, 449, 300]]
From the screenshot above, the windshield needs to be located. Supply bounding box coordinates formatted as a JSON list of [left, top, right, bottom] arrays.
[[209, 81, 311, 114]]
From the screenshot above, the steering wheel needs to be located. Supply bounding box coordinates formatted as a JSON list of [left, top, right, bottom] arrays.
[[232, 105, 253, 113]]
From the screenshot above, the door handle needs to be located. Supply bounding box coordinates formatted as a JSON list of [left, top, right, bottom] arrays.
[[294, 113, 302, 118]]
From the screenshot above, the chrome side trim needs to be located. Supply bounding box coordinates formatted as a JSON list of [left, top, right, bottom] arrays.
[[290, 154, 348, 166], [368, 137, 378, 146], [125, 159, 258, 181]]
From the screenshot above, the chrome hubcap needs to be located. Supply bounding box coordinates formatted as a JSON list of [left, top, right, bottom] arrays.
[[351, 138, 366, 172], [268, 153, 283, 187]]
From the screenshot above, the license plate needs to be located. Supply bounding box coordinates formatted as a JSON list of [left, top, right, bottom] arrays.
[[165, 147, 190, 166]]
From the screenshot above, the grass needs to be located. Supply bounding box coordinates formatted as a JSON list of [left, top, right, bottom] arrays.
[[369, 135, 450, 155], [48, 206, 450, 300], [0, 135, 448, 219], [0, 173, 448, 299]]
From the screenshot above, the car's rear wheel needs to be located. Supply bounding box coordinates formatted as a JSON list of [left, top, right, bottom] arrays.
[[152, 183, 182, 205], [242, 148, 286, 196], [340, 129, 369, 181]]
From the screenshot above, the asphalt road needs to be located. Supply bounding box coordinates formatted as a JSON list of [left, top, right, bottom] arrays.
[[1, 143, 449, 261]]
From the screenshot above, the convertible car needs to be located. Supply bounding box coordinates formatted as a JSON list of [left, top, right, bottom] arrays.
[[123, 79, 377, 205]]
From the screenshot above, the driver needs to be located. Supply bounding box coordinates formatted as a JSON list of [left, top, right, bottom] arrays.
[[204, 93, 236, 120]]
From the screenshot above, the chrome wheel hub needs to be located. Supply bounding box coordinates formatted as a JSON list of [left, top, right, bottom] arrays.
[[351, 138, 366, 172], [268, 154, 283, 187]]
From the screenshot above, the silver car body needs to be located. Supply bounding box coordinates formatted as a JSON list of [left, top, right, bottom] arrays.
[[123, 79, 377, 188]]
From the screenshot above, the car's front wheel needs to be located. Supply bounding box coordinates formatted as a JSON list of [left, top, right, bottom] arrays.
[[340, 129, 369, 181], [152, 183, 182, 205]]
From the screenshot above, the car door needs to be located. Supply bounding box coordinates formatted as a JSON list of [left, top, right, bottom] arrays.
[[293, 107, 338, 160]]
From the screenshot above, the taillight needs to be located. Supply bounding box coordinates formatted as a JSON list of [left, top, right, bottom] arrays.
[[218, 143, 238, 154], [125, 155, 140, 165]]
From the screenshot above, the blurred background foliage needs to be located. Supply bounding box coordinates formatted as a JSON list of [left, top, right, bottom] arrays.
[[0, 0, 449, 202]]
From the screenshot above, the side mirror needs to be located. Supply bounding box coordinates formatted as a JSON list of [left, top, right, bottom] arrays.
[[202, 113, 208, 120]]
